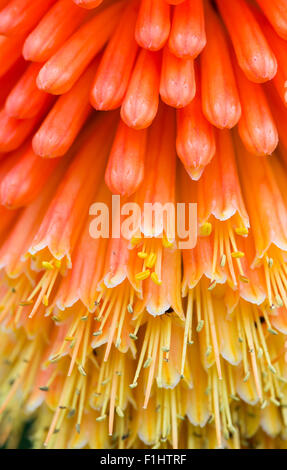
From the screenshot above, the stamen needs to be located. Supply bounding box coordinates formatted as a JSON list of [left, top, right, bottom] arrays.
[[199, 222, 212, 237], [151, 272, 162, 285], [135, 270, 150, 281]]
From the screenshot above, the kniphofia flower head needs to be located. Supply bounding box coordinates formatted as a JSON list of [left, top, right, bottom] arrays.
[[2, 0, 287, 451]]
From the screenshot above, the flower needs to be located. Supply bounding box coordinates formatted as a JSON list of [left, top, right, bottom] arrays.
[[1, 0, 287, 451]]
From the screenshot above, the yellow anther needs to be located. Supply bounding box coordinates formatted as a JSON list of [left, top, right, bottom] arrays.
[[230, 394, 240, 402], [129, 333, 138, 340], [199, 222, 212, 237], [270, 397, 280, 407], [42, 295, 49, 306], [42, 261, 54, 270], [235, 227, 248, 236], [146, 252, 157, 269], [101, 378, 110, 386], [49, 354, 61, 363], [135, 270, 150, 281], [177, 415, 185, 421], [196, 320, 204, 332], [96, 415, 107, 422], [78, 365, 87, 376], [206, 345, 212, 357], [129, 382, 138, 389], [54, 259, 61, 269], [92, 330, 102, 337], [239, 275, 249, 283], [261, 400, 267, 409], [52, 316, 61, 322], [19, 300, 33, 307], [143, 357, 152, 368], [137, 251, 147, 259], [152, 443, 161, 450], [116, 407, 124, 418], [231, 251, 245, 258], [65, 337, 74, 342], [151, 272, 162, 285], [243, 371, 250, 382]]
